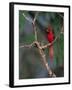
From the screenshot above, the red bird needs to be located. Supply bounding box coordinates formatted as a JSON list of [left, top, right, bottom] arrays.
[[46, 24, 55, 62]]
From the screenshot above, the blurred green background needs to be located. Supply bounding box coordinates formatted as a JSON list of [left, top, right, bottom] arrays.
[[19, 10, 64, 79]]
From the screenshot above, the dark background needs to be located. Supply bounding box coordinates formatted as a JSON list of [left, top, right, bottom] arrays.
[[19, 11, 64, 79]]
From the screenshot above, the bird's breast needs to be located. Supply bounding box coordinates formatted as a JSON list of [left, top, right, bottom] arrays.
[[47, 33, 54, 43]]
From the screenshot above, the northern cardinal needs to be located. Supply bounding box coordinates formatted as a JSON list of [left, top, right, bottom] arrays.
[[46, 24, 55, 62]]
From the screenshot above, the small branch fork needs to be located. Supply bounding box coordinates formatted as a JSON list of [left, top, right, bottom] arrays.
[[23, 12, 38, 41], [20, 12, 64, 77]]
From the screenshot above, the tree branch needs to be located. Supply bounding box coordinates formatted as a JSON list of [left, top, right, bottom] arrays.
[[33, 12, 39, 23], [57, 13, 64, 19], [41, 32, 61, 49], [20, 40, 56, 77], [19, 29, 63, 77], [32, 12, 39, 41], [23, 13, 33, 23], [38, 47, 56, 77], [60, 25, 64, 34], [20, 12, 64, 77], [20, 41, 36, 48], [23, 12, 38, 41]]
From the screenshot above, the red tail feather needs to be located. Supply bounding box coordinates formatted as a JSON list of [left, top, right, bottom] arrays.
[[49, 45, 54, 61]]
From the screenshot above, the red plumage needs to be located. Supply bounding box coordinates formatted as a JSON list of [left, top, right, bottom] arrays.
[[46, 25, 54, 61], [47, 31, 54, 43]]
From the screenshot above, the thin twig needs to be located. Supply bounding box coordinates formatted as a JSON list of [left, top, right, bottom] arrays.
[[60, 25, 64, 34], [20, 41, 36, 48], [41, 32, 61, 49], [32, 12, 39, 41], [58, 13, 64, 19], [23, 13, 33, 23], [32, 23, 37, 41], [23, 12, 38, 41], [33, 12, 39, 23]]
